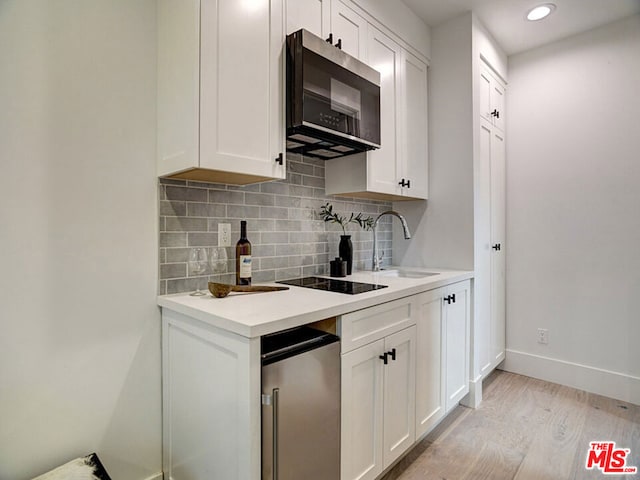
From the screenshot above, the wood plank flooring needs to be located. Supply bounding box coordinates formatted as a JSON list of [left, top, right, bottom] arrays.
[[382, 370, 640, 480]]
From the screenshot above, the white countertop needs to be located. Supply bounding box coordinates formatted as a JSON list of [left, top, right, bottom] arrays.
[[157, 267, 473, 338]]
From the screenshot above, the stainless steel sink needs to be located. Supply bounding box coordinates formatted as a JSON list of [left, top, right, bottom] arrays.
[[377, 269, 440, 279]]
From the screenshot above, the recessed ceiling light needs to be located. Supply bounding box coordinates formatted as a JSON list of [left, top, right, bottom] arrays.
[[526, 3, 556, 21]]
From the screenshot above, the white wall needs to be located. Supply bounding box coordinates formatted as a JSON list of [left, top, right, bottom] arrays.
[[0, 2, 161, 479], [393, 13, 474, 270], [504, 15, 640, 404]]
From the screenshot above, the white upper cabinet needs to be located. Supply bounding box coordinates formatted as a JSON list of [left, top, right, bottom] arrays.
[[287, 0, 430, 201], [285, 0, 330, 37], [479, 63, 505, 132], [401, 49, 429, 199], [325, 28, 429, 201], [158, 0, 286, 185], [331, 0, 369, 60], [286, 0, 367, 58], [365, 26, 403, 197]]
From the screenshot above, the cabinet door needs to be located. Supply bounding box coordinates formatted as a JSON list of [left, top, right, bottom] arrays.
[[341, 339, 385, 480], [479, 65, 493, 123], [286, 0, 330, 37], [490, 128, 506, 365], [479, 63, 505, 132], [366, 26, 402, 196], [199, 0, 286, 180], [331, 0, 368, 60], [383, 326, 416, 468], [415, 289, 444, 438], [444, 281, 470, 413], [401, 50, 428, 199], [477, 119, 494, 377], [162, 312, 260, 480], [491, 79, 505, 132]]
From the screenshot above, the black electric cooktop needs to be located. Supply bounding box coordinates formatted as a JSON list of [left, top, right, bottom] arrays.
[[277, 276, 388, 295]]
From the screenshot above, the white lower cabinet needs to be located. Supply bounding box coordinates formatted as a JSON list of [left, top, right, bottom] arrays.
[[415, 280, 471, 439], [341, 281, 470, 480], [340, 296, 417, 480], [443, 281, 471, 413], [415, 288, 445, 438], [160, 277, 471, 480], [161, 309, 261, 480]]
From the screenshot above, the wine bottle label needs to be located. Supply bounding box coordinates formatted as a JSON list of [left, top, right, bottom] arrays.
[[239, 255, 252, 278]]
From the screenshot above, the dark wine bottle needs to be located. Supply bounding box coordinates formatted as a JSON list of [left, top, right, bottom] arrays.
[[236, 220, 252, 285]]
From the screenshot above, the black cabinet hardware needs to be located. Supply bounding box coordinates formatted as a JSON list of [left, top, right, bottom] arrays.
[[444, 295, 451, 304], [492, 243, 501, 251], [388, 348, 396, 361], [275, 152, 283, 165], [379, 352, 388, 365], [444, 294, 456, 304], [399, 179, 411, 188], [491, 109, 500, 118], [451, 293, 456, 303], [325, 33, 342, 49]]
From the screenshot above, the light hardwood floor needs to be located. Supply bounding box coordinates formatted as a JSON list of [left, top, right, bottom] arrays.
[[382, 370, 639, 480]]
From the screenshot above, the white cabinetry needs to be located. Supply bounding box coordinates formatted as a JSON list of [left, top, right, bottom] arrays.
[[415, 288, 444, 437], [325, 28, 428, 201], [444, 280, 471, 412], [332, 0, 369, 60], [158, 0, 286, 185], [415, 279, 470, 439], [401, 49, 429, 199], [285, 0, 330, 37], [286, 0, 367, 59], [475, 60, 506, 384], [479, 63, 505, 132], [161, 309, 261, 480], [340, 297, 417, 480]]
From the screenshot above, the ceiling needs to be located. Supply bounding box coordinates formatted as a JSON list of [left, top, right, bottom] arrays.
[[400, 0, 640, 55]]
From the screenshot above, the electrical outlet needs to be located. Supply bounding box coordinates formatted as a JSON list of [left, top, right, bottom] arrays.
[[218, 223, 231, 247], [537, 328, 549, 345]]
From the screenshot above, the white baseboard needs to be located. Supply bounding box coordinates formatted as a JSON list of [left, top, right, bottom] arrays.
[[143, 473, 164, 480], [503, 349, 640, 406]]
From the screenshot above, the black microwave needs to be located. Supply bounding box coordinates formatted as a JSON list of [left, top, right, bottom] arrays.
[[286, 29, 381, 160]]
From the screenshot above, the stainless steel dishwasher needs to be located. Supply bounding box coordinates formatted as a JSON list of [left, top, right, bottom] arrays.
[[261, 326, 341, 480]]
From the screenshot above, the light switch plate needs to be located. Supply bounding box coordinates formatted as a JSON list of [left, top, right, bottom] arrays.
[[218, 223, 231, 247]]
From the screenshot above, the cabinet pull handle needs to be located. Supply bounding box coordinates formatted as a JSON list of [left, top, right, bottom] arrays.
[[444, 295, 451, 304], [272, 387, 279, 480], [492, 243, 501, 251], [399, 179, 409, 187], [388, 348, 396, 361], [406, 179, 411, 188], [326, 33, 333, 44], [491, 109, 500, 118], [379, 352, 388, 365], [335, 38, 342, 50], [451, 293, 456, 304], [275, 152, 283, 165]]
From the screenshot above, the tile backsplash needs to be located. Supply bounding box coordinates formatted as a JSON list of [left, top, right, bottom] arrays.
[[159, 155, 393, 295]]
